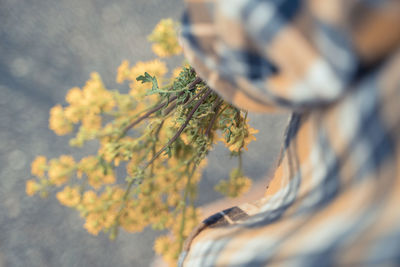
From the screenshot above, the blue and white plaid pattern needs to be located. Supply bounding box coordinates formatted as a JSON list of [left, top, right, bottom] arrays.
[[179, 0, 400, 266]]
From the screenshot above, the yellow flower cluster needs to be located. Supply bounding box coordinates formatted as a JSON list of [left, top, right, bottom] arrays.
[[78, 156, 115, 189], [65, 73, 114, 122], [78, 187, 124, 235], [28, 155, 77, 197], [49, 72, 115, 141], [154, 206, 200, 265], [25, 179, 40, 196], [171, 206, 200, 238], [56, 186, 80, 207], [119, 196, 167, 233], [154, 236, 182, 265], [48, 155, 76, 186], [116, 60, 130, 84], [99, 136, 143, 168], [116, 59, 168, 98], [27, 18, 259, 267], [222, 124, 259, 152], [215, 175, 252, 198], [49, 105, 74, 135], [148, 18, 182, 58], [215, 168, 252, 198], [28, 156, 50, 196], [31, 156, 47, 177]]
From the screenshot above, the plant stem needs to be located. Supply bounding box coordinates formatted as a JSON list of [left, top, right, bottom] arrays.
[[150, 121, 164, 176], [205, 98, 223, 136], [143, 89, 212, 169], [152, 76, 203, 94], [121, 77, 203, 135], [183, 87, 208, 108], [121, 94, 182, 135], [178, 163, 197, 253]]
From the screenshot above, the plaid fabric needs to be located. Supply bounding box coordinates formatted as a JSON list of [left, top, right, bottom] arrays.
[[179, 0, 400, 266]]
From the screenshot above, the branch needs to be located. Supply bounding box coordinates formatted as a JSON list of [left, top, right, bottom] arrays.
[[143, 89, 212, 168], [113, 78, 207, 229], [183, 87, 208, 108], [205, 98, 223, 136], [121, 94, 181, 135], [121, 77, 203, 135]]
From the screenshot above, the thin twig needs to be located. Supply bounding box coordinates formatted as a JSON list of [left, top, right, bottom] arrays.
[[163, 88, 196, 116], [178, 164, 196, 253], [162, 99, 178, 116], [188, 77, 202, 89], [112, 77, 206, 233], [121, 77, 203, 135], [143, 89, 212, 169], [162, 93, 193, 116], [205, 98, 223, 136], [183, 87, 208, 108], [150, 121, 164, 175], [121, 94, 182, 135]]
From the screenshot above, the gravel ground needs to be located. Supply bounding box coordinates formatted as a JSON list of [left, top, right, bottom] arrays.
[[0, 1, 288, 266]]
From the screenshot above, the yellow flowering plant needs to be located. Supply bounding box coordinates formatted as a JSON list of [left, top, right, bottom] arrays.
[[26, 18, 258, 266]]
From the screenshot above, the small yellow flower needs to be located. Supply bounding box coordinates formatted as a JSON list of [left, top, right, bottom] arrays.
[[65, 87, 82, 105], [79, 156, 115, 189], [221, 125, 259, 152], [82, 113, 102, 131], [116, 60, 131, 84], [49, 105, 73, 135], [56, 186, 80, 207], [130, 59, 168, 85], [103, 173, 116, 185], [167, 192, 181, 207], [26, 179, 40, 196], [154, 235, 171, 254], [119, 207, 146, 233], [243, 127, 258, 151], [215, 170, 252, 198], [235, 176, 252, 196], [180, 133, 191, 145], [64, 105, 81, 124], [48, 155, 75, 186], [84, 212, 102, 235], [79, 156, 98, 171], [84, 72, 104, 93], [82, 190, 98, 209], [31, 156, 47, 177], [102, 210, 118, 229], [171, 66, 182, 80], [148, 18, 182, 58], [111, 187, 124, 201], [59, 155, 75, 166]]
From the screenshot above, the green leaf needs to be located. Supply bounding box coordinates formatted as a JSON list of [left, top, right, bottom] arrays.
[[136, 72, 159, 95]]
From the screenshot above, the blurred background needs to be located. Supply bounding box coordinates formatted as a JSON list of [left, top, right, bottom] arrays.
[[0, 0, 288, 266]]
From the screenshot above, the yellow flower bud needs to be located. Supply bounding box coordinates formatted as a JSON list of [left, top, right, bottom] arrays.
[[26, 179, 40, 196], [148, 18, 182, 58], [154, 235, 171, 254], [116, 60, 131, 84], [49, 105, 73, 135], [65, 87, 83, 105], [82, 113, 102, 131], [84, 213, 102, 235], [48, 155, 75, 186], [31, 156, 47, 177], [56, 186, 80, 207]]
